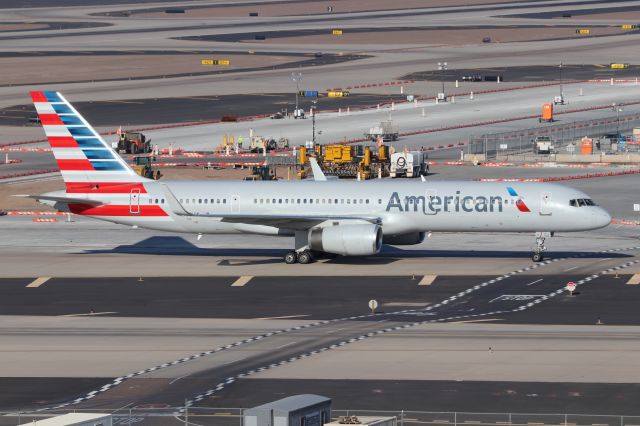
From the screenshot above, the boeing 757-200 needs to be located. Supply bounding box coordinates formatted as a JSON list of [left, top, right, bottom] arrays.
[[26, 91, 611, 264]]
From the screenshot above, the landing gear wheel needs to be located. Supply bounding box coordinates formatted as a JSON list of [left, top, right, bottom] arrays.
[[297, 250, 313, 264], [532, 252, 544, 262], [284, 251, 298, 264]]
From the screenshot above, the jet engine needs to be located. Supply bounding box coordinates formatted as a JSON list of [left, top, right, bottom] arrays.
[[383, 232, 426, 245], [309, 224, 383, 256]]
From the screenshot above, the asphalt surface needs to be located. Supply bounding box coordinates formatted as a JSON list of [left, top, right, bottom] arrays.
[[404, 65, 640, 83], [0, 378, 105, 413], [1, 274, 635, 324], [0, 276, 472, 319], [2, 270, 640, 412], [178, 25, 630, 44], [0, 22, 110, 32], [508, 4, 640, 19], [1, 92, 404, 127]]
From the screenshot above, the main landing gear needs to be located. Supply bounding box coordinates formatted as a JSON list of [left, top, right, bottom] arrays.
[[532, 231, 552, 262], [284, 250, 314, 264]]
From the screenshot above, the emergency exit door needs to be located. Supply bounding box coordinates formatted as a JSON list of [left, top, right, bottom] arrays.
[[129, 188, 141, 214]]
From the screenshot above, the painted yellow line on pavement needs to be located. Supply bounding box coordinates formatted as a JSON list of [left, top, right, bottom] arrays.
[[231, 276, 253, 287], [254, 314, 310, 320], [26, 277, 51, 288], [626, 274, 640, 285], [419, 275, 437, 286]]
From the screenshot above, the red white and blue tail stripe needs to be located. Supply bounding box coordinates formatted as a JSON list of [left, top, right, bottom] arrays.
[[31, 91, 147, 187]]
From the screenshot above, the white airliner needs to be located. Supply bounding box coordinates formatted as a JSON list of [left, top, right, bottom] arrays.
[[27, 91, 611, 264]]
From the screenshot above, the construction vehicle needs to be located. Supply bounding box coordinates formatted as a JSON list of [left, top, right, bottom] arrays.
[[390, 151, 429, 178], [243, 165, 277, 181], [131, 155, 162, 180], [539, 103, 554, 122], [249, 136, 289, 153], [312, 144, 390, 179], [366, 120, 399, 142], [117, 132, 152, 154]]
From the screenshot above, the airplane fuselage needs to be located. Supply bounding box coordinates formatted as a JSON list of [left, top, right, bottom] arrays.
[[57, 179, 611, 236]]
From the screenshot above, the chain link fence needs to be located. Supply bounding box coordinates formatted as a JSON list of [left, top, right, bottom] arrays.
[[2, 407, 640, 426], [467, 112, 640, 160]]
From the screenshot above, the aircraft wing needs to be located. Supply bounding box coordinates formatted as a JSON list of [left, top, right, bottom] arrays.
[[218, 214, 380, 229]]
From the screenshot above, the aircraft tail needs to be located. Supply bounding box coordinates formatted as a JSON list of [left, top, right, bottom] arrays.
[[30, 91, 148, 192]]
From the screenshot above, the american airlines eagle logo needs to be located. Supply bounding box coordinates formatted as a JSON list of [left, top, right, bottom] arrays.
[[507, 187, 531, 213]]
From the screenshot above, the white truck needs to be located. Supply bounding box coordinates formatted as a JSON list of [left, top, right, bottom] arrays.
[[366, 120, 399, 142], [533, 136, 555, 154], [390, 151, 429, 178]]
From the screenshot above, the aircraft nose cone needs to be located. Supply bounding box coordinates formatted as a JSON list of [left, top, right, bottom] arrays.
[[596, 208, 612, 228]]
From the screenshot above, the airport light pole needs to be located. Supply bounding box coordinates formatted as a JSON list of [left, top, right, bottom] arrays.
[[612, 102, 624, 134], [292, 71, 303, 112], [558, 62, 563, 98], [311, 100, 317, 145], [438, 62, 448, 98]]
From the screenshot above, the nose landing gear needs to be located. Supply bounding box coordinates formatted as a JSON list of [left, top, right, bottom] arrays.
[[532, 231, 553, 262]]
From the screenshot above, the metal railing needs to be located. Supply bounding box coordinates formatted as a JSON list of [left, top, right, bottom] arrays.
[[467, 112, 640, 159], [3, 407, 640, 426]]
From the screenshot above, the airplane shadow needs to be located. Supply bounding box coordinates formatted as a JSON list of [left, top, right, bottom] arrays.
[[81, 236, 631, 266]]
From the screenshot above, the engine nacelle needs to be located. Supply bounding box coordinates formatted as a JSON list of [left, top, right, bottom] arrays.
[[309, 224, 383, 256], [383, 232, 426, 246]]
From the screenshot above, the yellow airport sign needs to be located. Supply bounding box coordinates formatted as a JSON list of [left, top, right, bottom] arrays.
[[576, 29, 591, 35], [327, 91, 350, 97], [610, 63, 629, 69], [201, 59, 231, 66], [621, 24, 637, 29], [332, 29, 343, 35]]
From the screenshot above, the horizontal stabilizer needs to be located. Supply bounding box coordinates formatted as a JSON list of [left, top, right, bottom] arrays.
[[13, 194, 104, 206]]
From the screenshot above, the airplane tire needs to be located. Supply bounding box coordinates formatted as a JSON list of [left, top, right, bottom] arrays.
[[531, 252, 544, 262], [297, 250, 313, 264], [284, 251, 298, 264]]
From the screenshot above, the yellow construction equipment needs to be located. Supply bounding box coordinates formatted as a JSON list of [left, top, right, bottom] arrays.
[[131, 155, 162, 180]]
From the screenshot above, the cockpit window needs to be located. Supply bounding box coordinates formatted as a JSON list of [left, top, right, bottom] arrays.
[[570, 198, 597, 207]]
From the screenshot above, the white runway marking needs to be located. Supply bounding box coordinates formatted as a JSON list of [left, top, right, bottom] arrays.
[[564, 266, 579, 272], [26, 276, 51, 288], [231, 276, 252, 287], [275, 341, 297, 350], [169, 375, 188, 385], [526, 278, 543, 286]]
